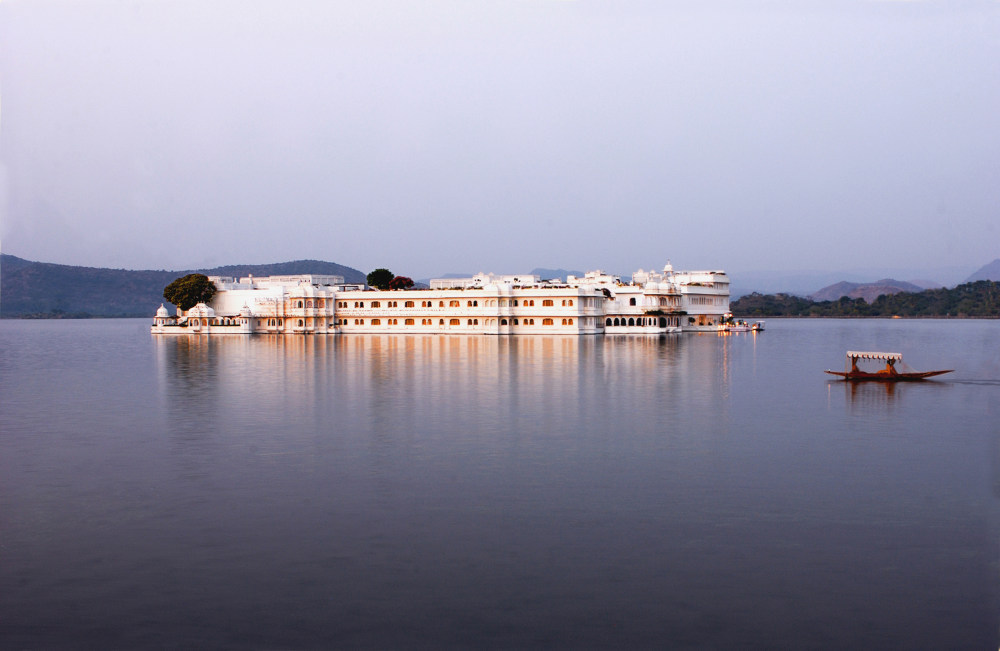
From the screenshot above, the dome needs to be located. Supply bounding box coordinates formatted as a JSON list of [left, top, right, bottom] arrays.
[[186, 302, 216, 318], [156, 304, 170, 318], [239, 304, 253, 317]]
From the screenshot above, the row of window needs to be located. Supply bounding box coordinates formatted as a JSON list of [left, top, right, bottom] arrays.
[[293, 300, 325, 308], [337, 318, 578, 327], [338, 298, 578, 309], [605, 317, 681, 327]]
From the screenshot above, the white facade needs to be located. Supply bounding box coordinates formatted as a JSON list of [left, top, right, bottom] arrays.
[[151, 265, 731, 336]]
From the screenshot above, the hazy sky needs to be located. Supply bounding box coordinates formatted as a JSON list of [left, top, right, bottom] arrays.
[[1, 0, 998, 279]]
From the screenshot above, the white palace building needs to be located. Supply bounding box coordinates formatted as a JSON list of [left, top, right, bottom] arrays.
[[151, 263, 731, 336]]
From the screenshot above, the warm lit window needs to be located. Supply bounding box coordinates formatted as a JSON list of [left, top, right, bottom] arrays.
[[542, 299, 553, 307], [405, 318, 414, 325], [450, 300, 460, 307], [372, 318, 381, 325], [372, 301, 380, 308], [405, 301, 414, 308], [542, 318, 553, 325], [449, 318, 460, 326]]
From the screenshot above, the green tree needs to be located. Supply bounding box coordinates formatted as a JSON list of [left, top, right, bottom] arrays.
[[163, 274, 217, 311], [389, 276, 414, 290], [367, 268, 394, 290]]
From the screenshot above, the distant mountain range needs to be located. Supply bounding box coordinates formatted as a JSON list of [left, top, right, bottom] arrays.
[[4, 253, 998, 318], [808, 279, 926, 303], [966, 258, 1000, 282], [0, 254, 365, 318]]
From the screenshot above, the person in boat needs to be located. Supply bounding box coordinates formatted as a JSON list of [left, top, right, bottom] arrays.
[[850, 356, 860, 374], [877, 359, 898, 376]]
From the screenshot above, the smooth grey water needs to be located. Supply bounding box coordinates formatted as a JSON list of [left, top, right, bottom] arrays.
[[1, 318, 998, 649]]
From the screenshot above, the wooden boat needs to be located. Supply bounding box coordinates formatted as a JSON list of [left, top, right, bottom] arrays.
[[825, 351, 952, 381]]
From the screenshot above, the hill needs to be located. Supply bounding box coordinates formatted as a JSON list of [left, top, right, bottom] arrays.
[[733, 280, 1000, 318], [0, 254, 365, 318], [966, 259, 1000, 282], [808, 278, 924, 303], [531, 268, 584, 281]]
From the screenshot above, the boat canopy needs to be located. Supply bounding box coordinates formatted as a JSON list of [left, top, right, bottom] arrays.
[[846, 351, 902, 361]]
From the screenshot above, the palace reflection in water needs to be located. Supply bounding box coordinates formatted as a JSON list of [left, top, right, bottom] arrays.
[[2, 319, 997, 649]]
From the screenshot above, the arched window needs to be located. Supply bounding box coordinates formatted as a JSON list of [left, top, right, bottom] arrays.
[[371, 318, 381, 325], [297, 301, 303, 308], [298, 319, 304, 327], [501, 319, 508, 325], [449, 318, 460, 326], [629, 298, 636, 306], [405, 301, 414, 308], [405, 318, 414, 325], [542, 318, 553, 325], [439, 301, 445, 307], [372, 301, 380, 308], [628, 318, 635, 326], [513, 319, 519, 325], [567, 318, 574, 325], [606, 318, 612, 326], [542, 299, 553, 307]]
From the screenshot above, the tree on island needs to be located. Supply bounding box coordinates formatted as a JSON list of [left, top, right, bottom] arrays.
[[367, 268, 394, 290], [389, 276, 414, 290], [163, 273, 217, 311]]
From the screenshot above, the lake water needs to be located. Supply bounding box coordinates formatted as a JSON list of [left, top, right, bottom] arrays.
[[1, 318, 998, 649]]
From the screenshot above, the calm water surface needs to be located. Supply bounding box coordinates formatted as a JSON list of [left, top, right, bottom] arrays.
[[1, 318, 998, 649]]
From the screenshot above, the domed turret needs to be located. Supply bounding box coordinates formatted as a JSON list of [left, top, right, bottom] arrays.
[[186, 303, 216, 318], [156, 304, 170, 318]]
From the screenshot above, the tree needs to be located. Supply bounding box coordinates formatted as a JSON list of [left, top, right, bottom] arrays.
[[163, 274, 217, 311], [389, 276, 414, 290], [367, 268, 394, 290]]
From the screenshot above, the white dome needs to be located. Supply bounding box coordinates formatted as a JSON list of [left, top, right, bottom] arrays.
[[156, 304, 170, 317], [186, 302, 216, 318], [239, 304, 253, 317]]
